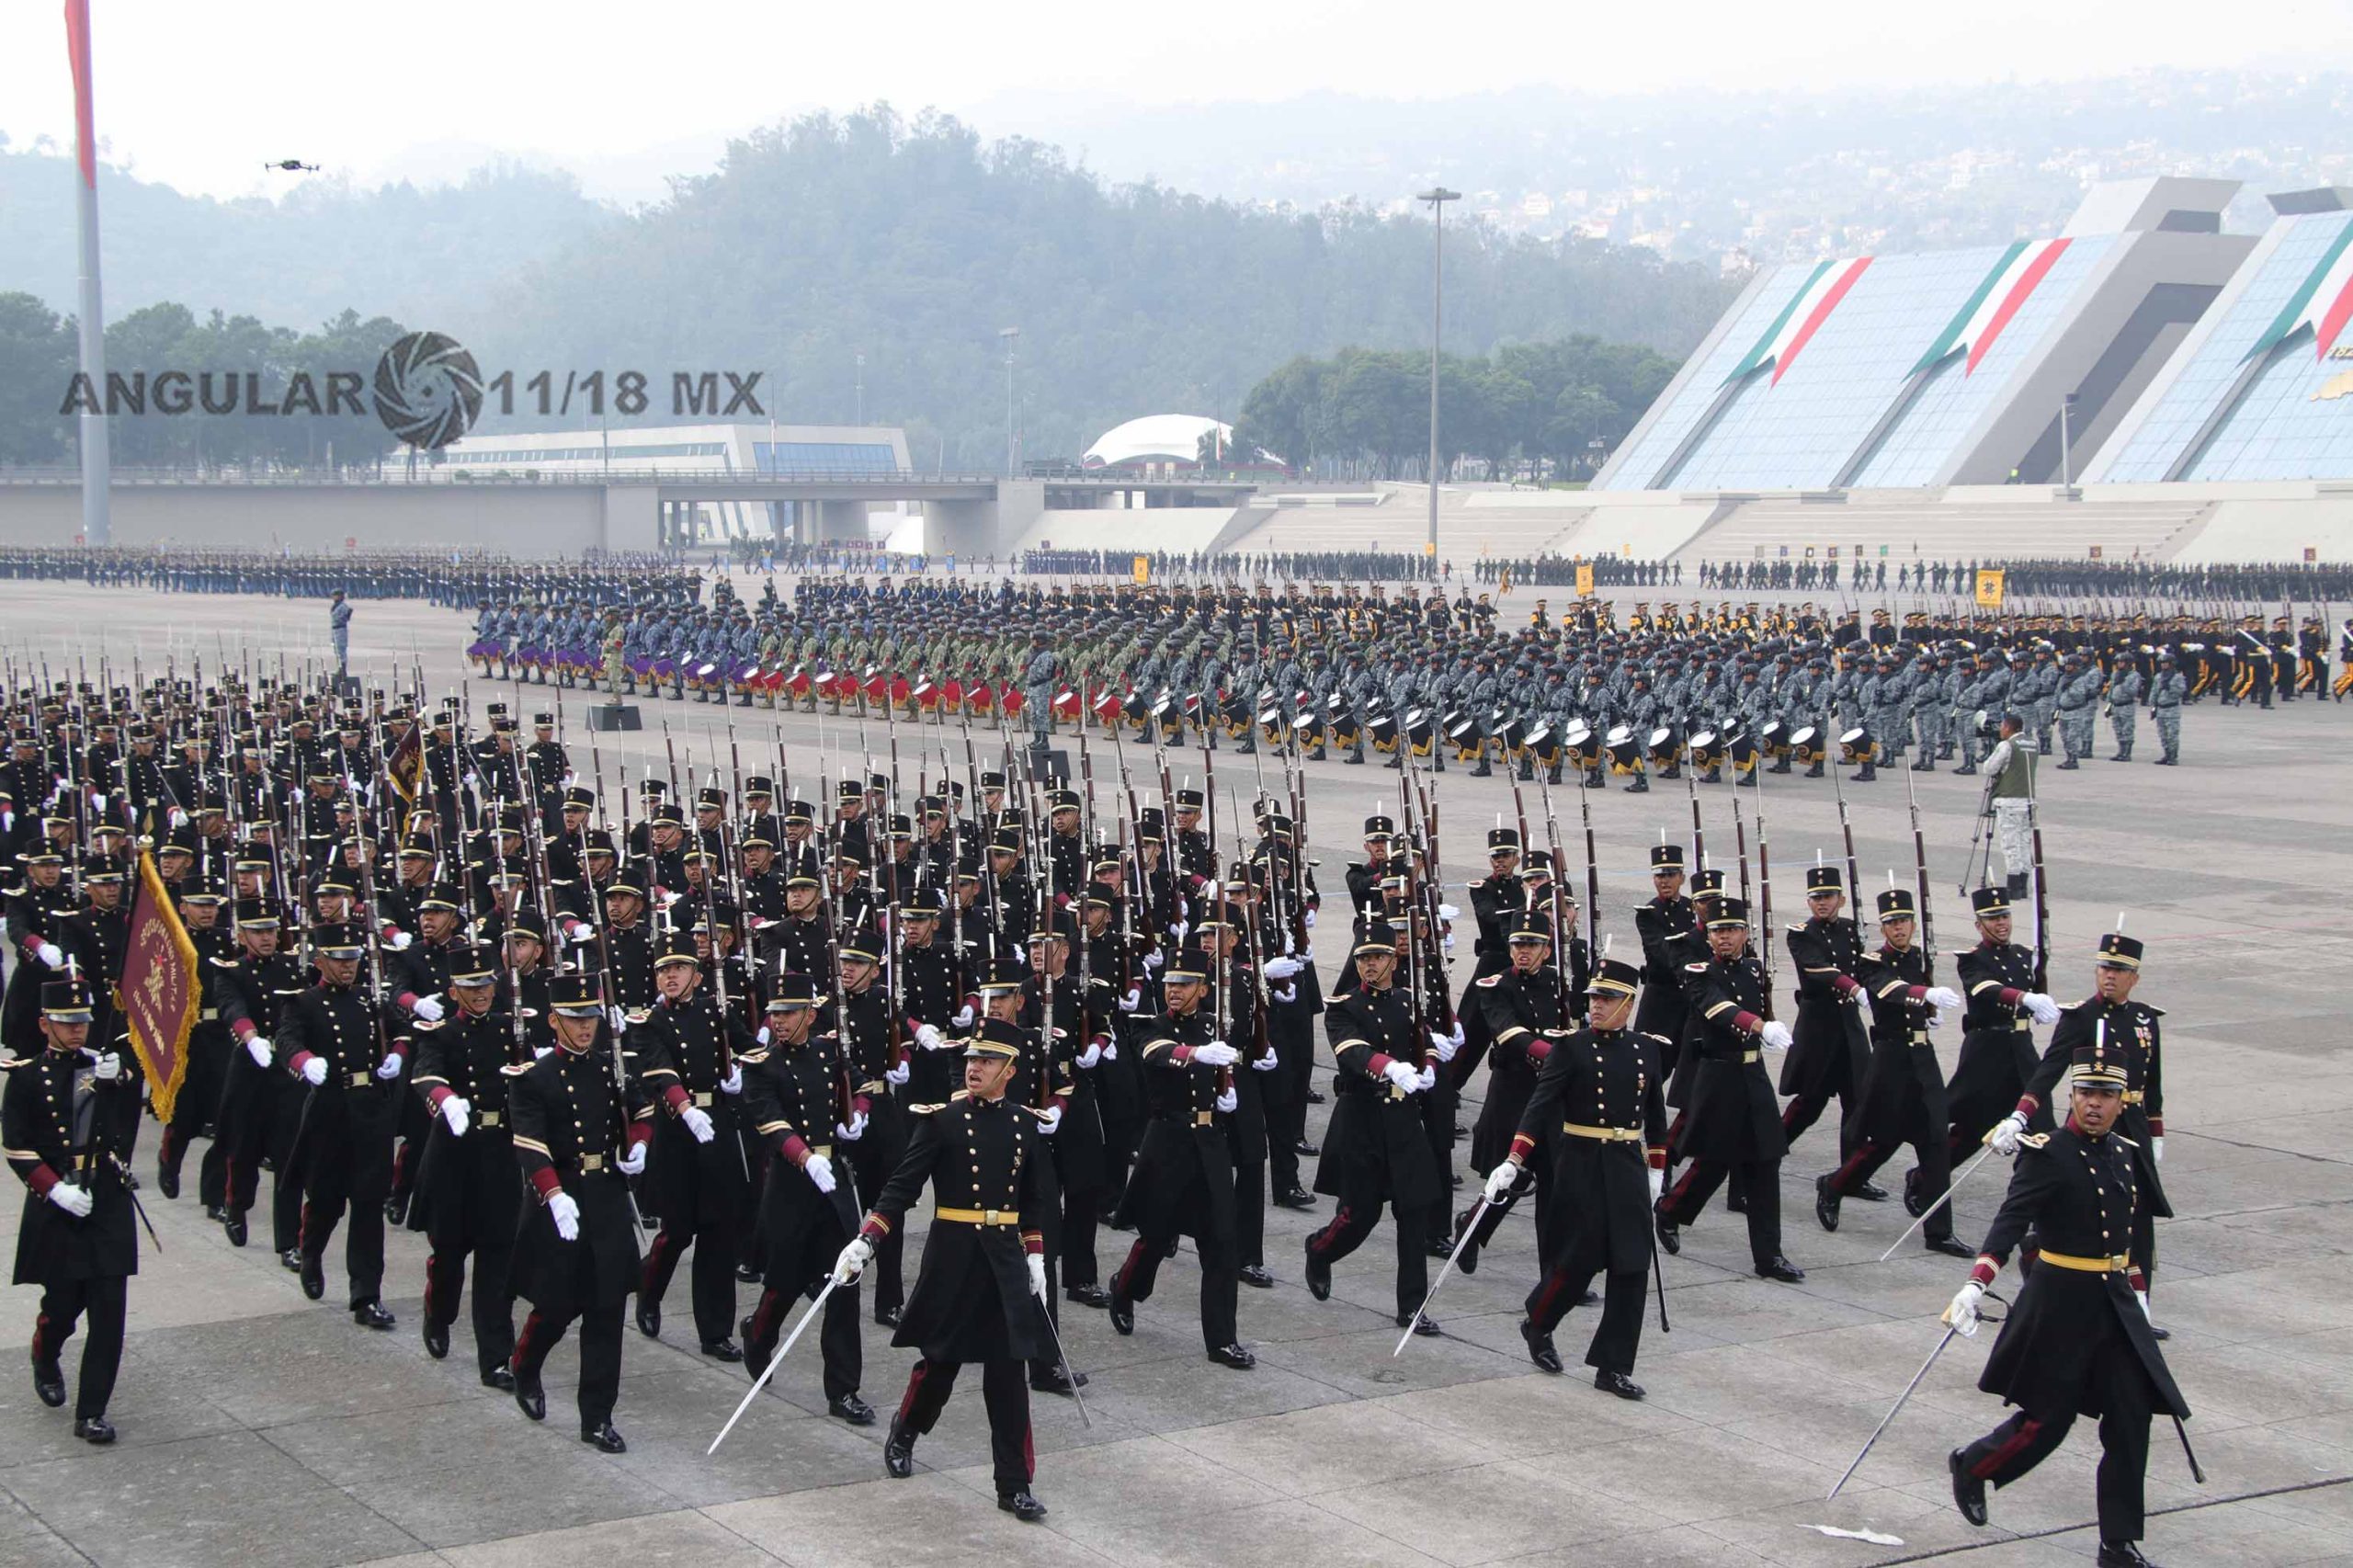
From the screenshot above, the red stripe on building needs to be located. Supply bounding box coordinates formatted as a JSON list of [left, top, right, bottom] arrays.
[[1966, 239, 2072, 375], [1771, 258, 1872, 385]]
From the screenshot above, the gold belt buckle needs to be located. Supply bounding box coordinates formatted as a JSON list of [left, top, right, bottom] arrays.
[[1741, 1050, 1760, 1063], [347, 1070, 371, 1087], [477, 1109, 503, 1127], [692, 1090, 715, 1108], [580, 1153, 606, 1172], [1195, 1109, 1215, 1126]]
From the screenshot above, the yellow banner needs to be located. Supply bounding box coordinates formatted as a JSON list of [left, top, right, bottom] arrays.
[[1131, 554, 1150, 585], [1975, 568, 2006, 608], [1574, 562, 1595, 597]]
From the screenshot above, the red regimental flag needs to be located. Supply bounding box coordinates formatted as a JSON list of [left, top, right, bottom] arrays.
[[384, 723, 422, 804], [119, 849, 199, 1124]]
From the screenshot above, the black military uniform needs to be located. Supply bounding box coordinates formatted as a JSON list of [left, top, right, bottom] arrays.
[[1655, 898, 1803, 1281], [1503, 958, 1664, 1396], [277, 923, 406, 1325], [630, 930, 756, 1358], [6, 975, 140, 1442], [207, 901, 308, 1252], [1305, 919, 1444, 1327], [738, 973, 870, 1423], [1949, 884, 2048, 1156], [835, 921, 911, 1325], [408, 946, 529, 1382], [856, 1018, 1053, 1518], [1108, 941, 1251, 1365], [1817, 889, 1970, 1250], [1949, 1043, 2188, 1566], [1779, 865, 1876, 1158], [1456, 907, 1580, 1272], [509, 971, 648, 1450]]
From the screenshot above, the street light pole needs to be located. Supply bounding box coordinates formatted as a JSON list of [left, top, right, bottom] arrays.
[[999, 326, 1020, 476], [1418, 187, 1460, 574], [856, 352, 865, 426]]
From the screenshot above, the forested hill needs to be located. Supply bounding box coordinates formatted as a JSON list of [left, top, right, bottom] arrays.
[[2, 109, 1733, 466]]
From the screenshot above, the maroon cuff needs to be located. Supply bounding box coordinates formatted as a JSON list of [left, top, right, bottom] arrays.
[[289, 1050, 315, 1075], [627, 1121, 653, 1151], [396, 991, 420, 1012], [27, 1164, 59, 1197], [781, 1134, 811, 1165], [426, 1085, 451, 1111], [1367, 1052, 1395, 1076], [232, 1017, 257, 1041], [1970, 1256, 1998, 1286], [854, 1092, 873, 1116], [1733, 1010, 1763, 1035], [1905, 984, 1928, 1004], [1832, 974, 1859, 996], [1998, 986, 2024, 1006], [1526, 1038, 1553, 1062], [663, 1084, 689, 1112], [529, 1166, 561, 1199]]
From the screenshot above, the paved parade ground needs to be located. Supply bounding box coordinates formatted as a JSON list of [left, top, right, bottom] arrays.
[[4, 578, 2351, 1568]]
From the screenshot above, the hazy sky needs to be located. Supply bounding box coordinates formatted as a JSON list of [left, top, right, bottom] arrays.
[[4, 0, 2340, 201]]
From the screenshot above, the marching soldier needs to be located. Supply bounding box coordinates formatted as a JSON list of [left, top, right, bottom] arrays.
[[738, 974, 874, 1424], [1943, 1040, 2188, 1568], [6, 971, 140, 1443], [1949, 885, 2060, 1157], [833, 1017, 1056, 1522], [208, 897, 307, 1254], [1107, 940, 1254, 1369], [1813, 887, 1972, 1253], [1779, 865, 1876, 1169], [1482, 955, 1662, 1398], [1653, 898, 1805, 1282], [509, 971, 651, 1451], [407, 945, 528, 1384], [1453, 906, 1581, 1274]]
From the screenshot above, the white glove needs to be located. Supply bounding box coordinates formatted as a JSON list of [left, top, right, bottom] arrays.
[[571, 925, 596, 948], [1101, 1040, 1119, 1062], [756, 1027, 772, 1046], [1037, 1104, 1063, 1136], [719, 1063, 744, 1095], [88, 1051, 120, 1081], [1760, 1020, 1793, 1051], [534, 1045, 553, 1060], [1076, 1039, 1103, 1070], [1169, 920, 1188, 943], [1027, 1251, 1049, 1299], [1118, 984, 1142, 1013], [1142, 949, 1164, 972], [301, 1057, 328, 1085], [1303, 907, 1317, 929], [549, 1191, 581, 1241], [169, 807, 189, 830], [386, 930, 414, 952], [1437, 903, 1461, 920], [1431, 1028, 1460, 1063], [2136, 1288, 2153, 1322], [2151, 1135, 2164, 1165], [1927, 986, 1963, 1011], [376, 1051, 404, 1080], [1944, 1280, 1984, 1337], [836, 1111, 868, 1142], [1264, 956, 1302, 981], [1381, 1059, 1421, 1092], [1273, 983, 1298, 1004], [833, 1236, 873, 1284], [885, 1059, 910, 1085], [1442, 932, 1457, 953], [803, 1152, 836, 1194], [680, 1106, 716, 1143], [1300, 945, 1314, 961], [1415, 1064, 1438, 1093], [1204, 1084, 1232, 1114], [1482, 1163, 1519, 1204], [35, 942, 63, 969], [1989, 1111, 2029, 1156], [1648, 1165, 1665, 1205], [246, 1035, 274, 1068], [608, 1006, 629, 1034], [46, 1181, 94, 1219], [412, 995, 445, 1022], [616, 1140, 645, 1176], [2022, 993, 2060, 1026], [440, 1096, 471, 1136], [953, 1005, 975, 1028], [1191, 1041, 1241, 1068], [1927, 1008, 1947, 1030], [915, 1023, 947, 1051], [1250, 1050, 1279, 1072]]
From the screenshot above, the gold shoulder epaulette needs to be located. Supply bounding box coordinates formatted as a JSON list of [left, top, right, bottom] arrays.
[[1474, 973, 1501, 988], [908, 1102, 945, 1116]]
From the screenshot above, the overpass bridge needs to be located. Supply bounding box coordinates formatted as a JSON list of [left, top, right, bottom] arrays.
[[0, 467, 1265, 557]]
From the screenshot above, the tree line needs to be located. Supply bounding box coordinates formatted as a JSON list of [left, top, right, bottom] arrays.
[[1226, 335, 1678, 482]]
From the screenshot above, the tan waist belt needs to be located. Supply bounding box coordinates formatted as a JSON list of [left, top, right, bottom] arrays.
[[476, 1109, 503, 1128], [690, 1090, 715, 1108], [346, 1070, 373, 1087], [200, 1007, 220, 1021], [935, 1206, 1019, 1226], [2120, 1090, 2144, 1105], [1561, 1122, 1643, 1142], [577, 1153, 607, 1172], [2039, 1249, 2131, 1273]]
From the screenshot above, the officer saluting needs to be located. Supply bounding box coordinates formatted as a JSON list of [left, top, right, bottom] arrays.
[[508, 971, 651, 1451], [832, 1017, 1056, 1522], [6, 971, 140, 1443], [1944, 1039, 2189, 1568]]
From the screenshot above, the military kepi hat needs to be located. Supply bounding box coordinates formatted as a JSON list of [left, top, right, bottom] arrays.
[[2096, 932, 2143, 971]]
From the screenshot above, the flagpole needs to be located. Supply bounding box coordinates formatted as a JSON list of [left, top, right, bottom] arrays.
[[64, 0, 111, 547]]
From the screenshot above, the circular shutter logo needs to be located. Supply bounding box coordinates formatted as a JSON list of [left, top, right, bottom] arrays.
[[371, 331, 484, 449]]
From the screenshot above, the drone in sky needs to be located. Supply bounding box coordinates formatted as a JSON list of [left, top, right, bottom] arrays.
[[264, 159, 319, 173]]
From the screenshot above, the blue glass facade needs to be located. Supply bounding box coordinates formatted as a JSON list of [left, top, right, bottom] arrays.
[[1601, 238, 2111, 491], [2094, 212, 2353, 483], [755, 441, 900, 475]]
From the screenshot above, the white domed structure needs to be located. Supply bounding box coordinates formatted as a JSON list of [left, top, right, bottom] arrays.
[[1083, 414, 1253, 470]]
